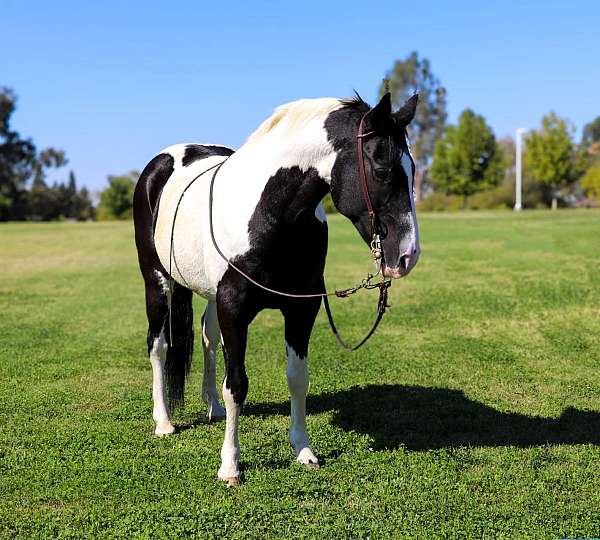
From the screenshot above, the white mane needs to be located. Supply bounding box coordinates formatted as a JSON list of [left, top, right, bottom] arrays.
[[244, 98, 343, 145]]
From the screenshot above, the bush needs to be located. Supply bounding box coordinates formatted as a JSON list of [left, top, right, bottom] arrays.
[[417, 192, 464, 212], [581, 161, 600, 200], [418, 176, 566, 212], [468, 182, 513, 210], [97, 172, 138, 220]]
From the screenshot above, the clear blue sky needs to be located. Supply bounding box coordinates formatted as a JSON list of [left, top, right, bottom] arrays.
[[2, 0, 599, 191]]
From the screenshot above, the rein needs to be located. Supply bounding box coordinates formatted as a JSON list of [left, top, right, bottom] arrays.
[[167, 111, 391, 351]]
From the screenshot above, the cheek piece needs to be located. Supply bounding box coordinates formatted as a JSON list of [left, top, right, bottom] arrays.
[[356, 114, 397, 267]]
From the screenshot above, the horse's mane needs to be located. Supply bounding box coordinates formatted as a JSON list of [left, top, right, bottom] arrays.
[[244, 97, 351, 145]]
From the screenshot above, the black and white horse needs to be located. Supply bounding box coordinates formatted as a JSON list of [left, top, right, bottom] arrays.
[[133, 92, 420, 485]]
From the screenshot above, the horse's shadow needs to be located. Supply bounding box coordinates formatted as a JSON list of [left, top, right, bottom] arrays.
[[244, 384, 600, 451]]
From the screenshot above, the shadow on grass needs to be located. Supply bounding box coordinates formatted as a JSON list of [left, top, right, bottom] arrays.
[[244, 384, 600, 451]]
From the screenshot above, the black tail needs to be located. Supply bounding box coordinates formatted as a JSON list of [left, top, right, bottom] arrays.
[[162, 283, 194, 409]]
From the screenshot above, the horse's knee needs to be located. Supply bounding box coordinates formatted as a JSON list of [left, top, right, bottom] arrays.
[[224, 370, 248, 407]]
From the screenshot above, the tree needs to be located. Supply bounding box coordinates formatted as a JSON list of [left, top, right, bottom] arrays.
[[582, 116, 600, 156], [581, 161, 600, 200], [379, 52, 447, 201], [97, 171, 139, 220], [50, 171, 94, 220], [71, 185, 94, 221], [524, 112, 584, 209], [429, 109, 504, 203], [0, 88, 37, 220], [34, 148, 68, 184], [26, 179, 62, 221], [0, 87, 68, 220], [64, 170, 77, 215]]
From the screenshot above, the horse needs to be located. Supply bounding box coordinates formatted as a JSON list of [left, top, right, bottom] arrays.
[[133, 91, 420, 485]]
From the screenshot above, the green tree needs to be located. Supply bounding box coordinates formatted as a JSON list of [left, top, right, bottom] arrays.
[[524, 112, 584, 209], [0, 88, 37, 220], [582, 116, 600, 152], [45, 171, 94, 220], [97, 171, 139, 220], [581, 161, 600, 200], [64, 170, 77, 216], [34, 148, 68, 184], [379, 52, 447, 200], [0, 87, 68, 220], [72, 186, 94, 221], [26, 179, 62, 221], [429, 109, 504, 204]]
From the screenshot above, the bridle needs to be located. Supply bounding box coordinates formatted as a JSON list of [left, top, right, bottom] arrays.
[[167, 111, 392, 351], [356, 113, 385, 262]]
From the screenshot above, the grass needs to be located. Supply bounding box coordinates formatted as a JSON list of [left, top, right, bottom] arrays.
[[1, 210, 600, 539]]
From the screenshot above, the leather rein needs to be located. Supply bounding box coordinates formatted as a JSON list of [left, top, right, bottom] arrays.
[[168, 111, 391, 351]]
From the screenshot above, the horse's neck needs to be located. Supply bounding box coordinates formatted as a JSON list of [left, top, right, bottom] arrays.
[[234, 120, 336, 184]]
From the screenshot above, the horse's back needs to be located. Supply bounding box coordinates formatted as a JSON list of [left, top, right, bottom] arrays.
[[134, 143, 234, 297]]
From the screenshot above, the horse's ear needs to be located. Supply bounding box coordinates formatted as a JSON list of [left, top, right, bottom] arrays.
[[393, 94, 419, 126], [364, 92, 392, 131]]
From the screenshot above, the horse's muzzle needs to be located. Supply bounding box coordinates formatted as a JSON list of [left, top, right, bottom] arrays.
[[382, 244, 419, 278]]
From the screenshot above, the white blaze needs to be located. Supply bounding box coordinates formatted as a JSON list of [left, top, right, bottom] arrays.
[[402, 142, 420, 259]]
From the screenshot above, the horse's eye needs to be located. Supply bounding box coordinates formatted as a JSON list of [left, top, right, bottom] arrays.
[[374, 168, 392, 182]]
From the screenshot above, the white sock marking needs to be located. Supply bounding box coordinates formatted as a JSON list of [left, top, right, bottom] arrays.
[[218, 378, 241, 481], [286, 343, 318, 465], [149, 328, 175, 435]]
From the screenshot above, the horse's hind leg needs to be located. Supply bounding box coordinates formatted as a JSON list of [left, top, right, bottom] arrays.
[[201, 301, 226, 422], [145, 274, 175, 436]]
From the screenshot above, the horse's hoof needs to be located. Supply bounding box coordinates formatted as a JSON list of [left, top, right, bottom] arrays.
[[154, 422, 176, 436], [296, 447, 319, 469], [208, 413, 226, 423], [219, 476, 240, 487]]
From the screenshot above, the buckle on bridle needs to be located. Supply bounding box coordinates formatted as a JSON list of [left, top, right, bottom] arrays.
[[370, 234, 382, 262]]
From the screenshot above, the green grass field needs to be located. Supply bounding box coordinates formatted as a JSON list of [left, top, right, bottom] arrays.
[[2, 210, 600, 539]]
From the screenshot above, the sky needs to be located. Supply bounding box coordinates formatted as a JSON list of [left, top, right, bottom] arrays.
[[2, 0, 599, 191]]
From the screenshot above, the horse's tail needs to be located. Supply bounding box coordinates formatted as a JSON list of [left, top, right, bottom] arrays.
[[163, 283, 194, 410], [133, 152, 195, 411]]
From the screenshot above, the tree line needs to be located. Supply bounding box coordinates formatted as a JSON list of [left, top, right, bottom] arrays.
[[380, 52, 600, 210], [1, 88, 93, 221], [0, 86, 137, 221], [2, 67, 600, 222]]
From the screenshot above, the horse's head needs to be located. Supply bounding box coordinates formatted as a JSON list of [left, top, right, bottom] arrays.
[[326, 93, 420, 279]]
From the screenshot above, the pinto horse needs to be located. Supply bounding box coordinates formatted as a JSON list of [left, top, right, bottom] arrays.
[[133, 92, 420, 485]]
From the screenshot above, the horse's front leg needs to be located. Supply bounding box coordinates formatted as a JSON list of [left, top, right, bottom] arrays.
[[283, 299, 321, 469], [215, 283, 255, 486]]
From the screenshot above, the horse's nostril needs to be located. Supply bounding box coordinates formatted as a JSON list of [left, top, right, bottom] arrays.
[[400, 255, 409, 270]]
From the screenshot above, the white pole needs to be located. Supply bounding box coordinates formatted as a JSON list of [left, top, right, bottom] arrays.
[[515, 128, 525, 211]]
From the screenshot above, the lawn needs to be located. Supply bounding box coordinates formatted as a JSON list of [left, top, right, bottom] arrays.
[[1, 210, 600, 539]]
